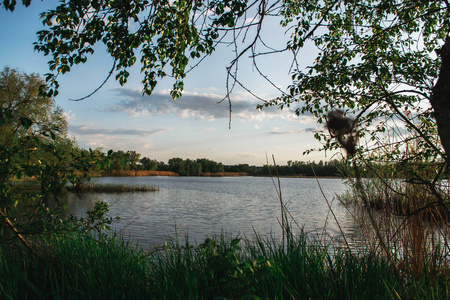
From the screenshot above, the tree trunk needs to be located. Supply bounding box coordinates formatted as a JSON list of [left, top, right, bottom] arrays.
[[431, 36, 450, 164]]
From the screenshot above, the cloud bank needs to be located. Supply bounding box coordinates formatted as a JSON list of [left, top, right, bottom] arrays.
[[69, 124, 166, 136], [101, 88, 303, 122]]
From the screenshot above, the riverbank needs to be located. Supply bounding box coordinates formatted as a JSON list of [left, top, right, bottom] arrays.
[[100, 170, 343, 178], [103, 170, 179, 176], [102, 170, 248, 177], [253, 174, 343, 179]]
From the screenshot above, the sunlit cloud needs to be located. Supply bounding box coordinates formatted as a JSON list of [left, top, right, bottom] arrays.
[[101, 88, 300, 121], [69, 124, 167, 136], [76, 134, 158, 154], [238, 152, 259, 158], [297, 115, 317, 125], [268, 127, 316, 134], [63, 110, 76, 122]]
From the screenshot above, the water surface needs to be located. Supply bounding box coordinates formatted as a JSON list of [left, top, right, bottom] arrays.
[[63, 176, 357, 249]]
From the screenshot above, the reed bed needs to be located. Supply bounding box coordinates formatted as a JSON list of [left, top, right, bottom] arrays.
[[338, 176, 450, 282], [104, 170, 178, 177], [342, 177, 450, 218], [1, 228, 449, 299], [67, 183, 159, 193], [201, 172, 248, 177]]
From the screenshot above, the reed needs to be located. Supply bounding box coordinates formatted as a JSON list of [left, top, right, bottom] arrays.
[[338, 175, 450, 282], [1, 229, 449, 299], [67, 182, 159, 193], [342, 176, 450, 219]]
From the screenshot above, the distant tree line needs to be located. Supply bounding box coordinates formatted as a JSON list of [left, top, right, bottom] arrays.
[[257, 160, 346, 177], [103, 150, 346, 177], [104, 151, 225, 176], [226, 160, 346, 177]]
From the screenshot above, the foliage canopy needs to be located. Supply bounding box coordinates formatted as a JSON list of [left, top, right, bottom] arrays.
[[2, 0, 450, 170], [266, 0, 449, 164], [0, 67, 111, 245]]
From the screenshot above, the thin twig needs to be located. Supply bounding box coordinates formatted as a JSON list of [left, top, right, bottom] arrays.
[[69, 60, 116, 101], [0, 210, 30, 249]]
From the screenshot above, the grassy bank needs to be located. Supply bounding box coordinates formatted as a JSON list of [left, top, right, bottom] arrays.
[[1, 231, 448, 299]]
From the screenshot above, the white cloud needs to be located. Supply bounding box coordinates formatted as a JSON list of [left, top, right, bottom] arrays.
[[101, 88, 304, 123], [69, 124, 167, 136], [238, 152, 259, 158], [63, 110, 76, 122], [268, 127, 316, 134]]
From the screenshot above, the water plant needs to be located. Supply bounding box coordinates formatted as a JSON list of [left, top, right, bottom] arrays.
[[66, 182, 159, 193]]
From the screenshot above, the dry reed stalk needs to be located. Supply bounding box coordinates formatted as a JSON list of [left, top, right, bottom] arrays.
[[348, 175, 450, 280], [105, 170, 178, 177], [311, 166, 349, 248]]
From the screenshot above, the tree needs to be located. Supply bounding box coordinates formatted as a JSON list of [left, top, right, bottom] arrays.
[[258, 1, 447, 162], [168, 157, 186, 175], [139, 157, 158, 171], [126, 150, 141, 170], [0, 67, 112, 241], [0, 67, 67, 141], [3, 1, 449, 167], [0, 67, 87, 244], [197, 158, 224, 173], [185, 158, 202, 176], [5, 0, 449, 274], [108, 150, 127, 170], [0, 67, 70, 189]]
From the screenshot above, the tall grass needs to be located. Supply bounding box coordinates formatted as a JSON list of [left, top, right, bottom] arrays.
[[0, 233, 150, 299], [1, 228, 449, 299]]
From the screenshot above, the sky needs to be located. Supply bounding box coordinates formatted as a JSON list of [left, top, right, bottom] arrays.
[[0, 1, 336, 166]]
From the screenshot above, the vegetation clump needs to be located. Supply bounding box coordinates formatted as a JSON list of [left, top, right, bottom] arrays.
[[67, 182, 159, 193], [1, 229, 449, 299]]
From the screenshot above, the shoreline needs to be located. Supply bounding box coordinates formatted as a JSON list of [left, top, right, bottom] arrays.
[[99, 171, 343, 179]]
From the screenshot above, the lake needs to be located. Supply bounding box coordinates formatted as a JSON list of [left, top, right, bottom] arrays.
[[62, 176, 360, 250]]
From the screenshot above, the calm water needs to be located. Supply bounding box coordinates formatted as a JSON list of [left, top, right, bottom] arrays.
[[62, 176, 359, 250]]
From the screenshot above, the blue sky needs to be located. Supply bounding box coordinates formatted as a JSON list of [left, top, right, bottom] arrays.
[[0, 1, 333, 165]]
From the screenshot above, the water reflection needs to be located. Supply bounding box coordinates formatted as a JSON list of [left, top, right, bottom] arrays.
[[61, 176, 357, 250]]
